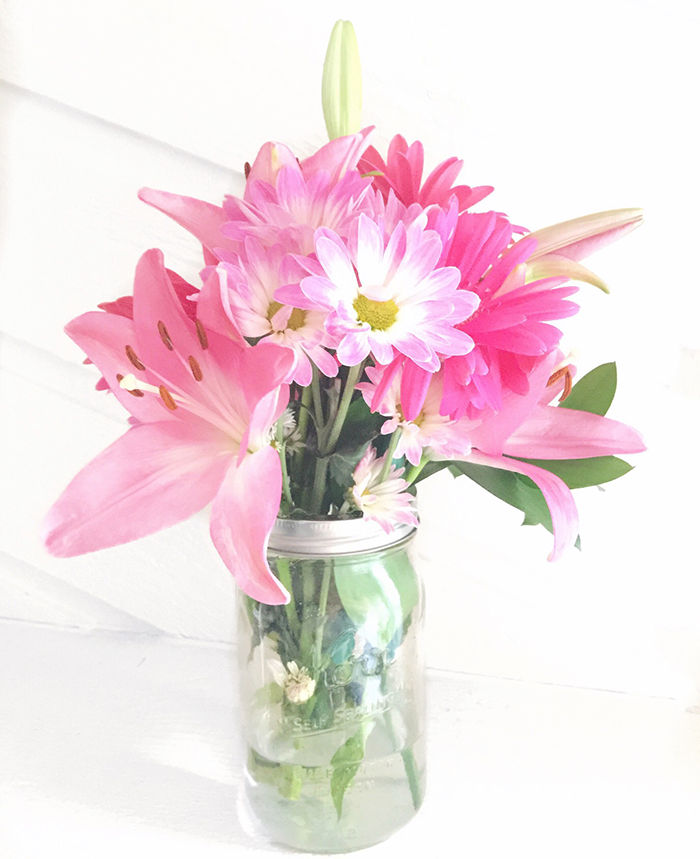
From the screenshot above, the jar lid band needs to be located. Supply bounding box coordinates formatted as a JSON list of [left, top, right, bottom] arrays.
[[268, 517, 416, 556]]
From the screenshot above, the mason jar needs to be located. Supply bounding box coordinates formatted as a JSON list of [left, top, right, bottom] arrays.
[[236, 517, 425, 853]]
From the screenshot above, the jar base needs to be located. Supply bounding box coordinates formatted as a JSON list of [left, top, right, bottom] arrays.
[[243, 737, 425, 853]]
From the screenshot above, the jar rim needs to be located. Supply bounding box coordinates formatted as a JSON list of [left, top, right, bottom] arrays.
[[268, 517, 417, 557]]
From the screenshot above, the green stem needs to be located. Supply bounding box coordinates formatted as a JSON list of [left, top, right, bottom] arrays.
[[313, 561, 333, 674], [378, 428, 401, 483], [383, 710, 423, 811], [400, 748, 423, 811], [308, 455, 330, 515], [276, 423, 293, 506], [321, 362, 364, 455], [298, 571, 316, 659], [311, 365, 325, 432], [298, 385, 311, 441], [405, 453, 430, 486], [293, 386, 312, 485], [274, 558, 299, 640]]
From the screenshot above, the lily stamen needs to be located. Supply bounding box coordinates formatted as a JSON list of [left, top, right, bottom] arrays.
[[547, 365, 573, 401], [159, 385, 178, 410], [195, 319, 209, 350], [188, 355, 204, 381], [125, 345, 145, 371], [157, 320, 174, 351]]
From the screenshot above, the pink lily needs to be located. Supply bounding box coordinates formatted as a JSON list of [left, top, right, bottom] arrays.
[[137, 130, 376, 266], [461, 353, 646, 560], [524, 208, 643, 293], [247, 127, 375, 190], [138, 187, 238, 265], [43, 249, 295, 605]]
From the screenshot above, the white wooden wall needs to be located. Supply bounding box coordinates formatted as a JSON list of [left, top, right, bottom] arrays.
[[2, 0, 699, 701]]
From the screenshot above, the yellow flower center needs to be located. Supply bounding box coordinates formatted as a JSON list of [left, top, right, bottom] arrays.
[[398, 403, 425, 427], [353, 295, 399, 331], [267, 301, 307, 331]]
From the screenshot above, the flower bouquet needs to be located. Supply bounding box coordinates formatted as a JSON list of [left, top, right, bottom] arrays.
[[44, 20, 645, 853]]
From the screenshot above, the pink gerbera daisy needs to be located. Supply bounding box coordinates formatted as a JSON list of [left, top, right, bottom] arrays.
[[441, 211, 580, 418], [358, 134, 493, 211]]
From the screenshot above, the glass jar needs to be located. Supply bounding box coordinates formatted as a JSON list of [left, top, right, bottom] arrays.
[[237, 517, 425, 853]]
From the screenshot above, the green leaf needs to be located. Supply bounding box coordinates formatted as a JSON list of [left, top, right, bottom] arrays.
[[410, 460, 454, 484], [328, 443, 368, 488], [334, 559, 405, 649], [336, 396, 384, 450], [328, 628, 356, 665], [382, 550, 420, 623], [451, 461, 582, 548], [330, 722, 372, 818], [560, 362, 617, 416], [253, 682, 284, 707], [513, 456, 633, 490], [322, 20, 362, 140]]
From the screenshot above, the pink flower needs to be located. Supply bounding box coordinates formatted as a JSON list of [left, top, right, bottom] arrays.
[[440, 211, 580, 418], [358, 134, 493, 211], [458, 353, 647, 561], [525, 208, 643, 293], [364, 351, 646, 561], [43, 249, 295, 605], [211, 238, 338, 385], [137, 129, 376, 263], [277, 214, 478, 371], [351, 447, 418, 533], [359, 364, 474, 466], [222, 162, 374, 256], [247, 128, 375, 190]]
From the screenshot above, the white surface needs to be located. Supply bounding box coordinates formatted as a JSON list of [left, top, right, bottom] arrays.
[[1, 2, 699, 854], [2, 621, 699, 857]]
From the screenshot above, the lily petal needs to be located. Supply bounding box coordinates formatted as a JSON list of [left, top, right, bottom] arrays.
[[209, 446, 289, 605], [244, 141, 298, 192], [526, 253, 611, 294], [301, 127, 374, 182], [466, 449, 578, 561], [138, 188, 235, 264], [43, 421, 231, 557], [526, 209, 643, 263], [502, 405, 647, 459], [65, 311, 169, 423], [467, 353, 559, 455]]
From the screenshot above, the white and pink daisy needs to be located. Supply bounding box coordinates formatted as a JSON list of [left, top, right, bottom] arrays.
[[350, 447, 418, 534], [277, 214, 479, 371], [360, 365, 475, 466], [222, 162, 374, 256], [213, 238, 338, 385]]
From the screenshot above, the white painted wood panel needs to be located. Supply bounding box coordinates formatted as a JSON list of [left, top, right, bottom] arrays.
[[0, 83, 241, 360]]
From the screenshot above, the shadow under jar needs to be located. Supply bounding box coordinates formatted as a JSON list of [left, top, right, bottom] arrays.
[[237, 517, 426, 853]]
